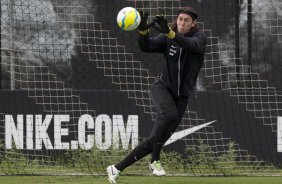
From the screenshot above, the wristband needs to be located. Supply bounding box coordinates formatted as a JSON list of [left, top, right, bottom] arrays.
[[139, 30, 149, 35], [166, 30, 176, 39]]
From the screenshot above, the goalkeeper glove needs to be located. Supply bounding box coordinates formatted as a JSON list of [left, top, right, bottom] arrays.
[[153, 15, 175, 39], [138, 10, 155, 34]]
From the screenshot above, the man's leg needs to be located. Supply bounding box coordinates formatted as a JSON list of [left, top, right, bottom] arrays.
[[107, 115, 162, 183], [149, 81, 179, 162], [109, 105, 163, 173], [149, 92, 188, 176]]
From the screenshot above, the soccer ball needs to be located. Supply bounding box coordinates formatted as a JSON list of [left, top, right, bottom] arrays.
[[117, 7, 141, 31]]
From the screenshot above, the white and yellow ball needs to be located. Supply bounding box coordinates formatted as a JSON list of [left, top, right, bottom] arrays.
[[117, 7, 141, 31]]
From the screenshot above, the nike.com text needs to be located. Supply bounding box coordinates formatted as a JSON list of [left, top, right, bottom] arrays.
[[5, 114, 138, 150]]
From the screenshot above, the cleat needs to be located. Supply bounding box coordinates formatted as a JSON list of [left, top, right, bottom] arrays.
[[149, 160, 166, 176], [106, 165, 120, 184]]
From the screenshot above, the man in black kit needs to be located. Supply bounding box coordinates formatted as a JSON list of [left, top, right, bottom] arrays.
[[107, 6, 207, 184]]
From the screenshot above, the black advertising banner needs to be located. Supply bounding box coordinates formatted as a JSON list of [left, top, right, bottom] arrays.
[[1, 90, 282, 165]]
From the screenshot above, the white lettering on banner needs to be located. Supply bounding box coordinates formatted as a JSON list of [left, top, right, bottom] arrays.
[[78, 114, 95, 150], [278, 117, 282, 152], [5, 115, 24, 149], [26, 115, 33, 150], [95, 114, 112, 150], [112, 115, 138, 150], [54, 115, 69, 149], [5, 114, 139, 150], [35, 115, 53, 150]]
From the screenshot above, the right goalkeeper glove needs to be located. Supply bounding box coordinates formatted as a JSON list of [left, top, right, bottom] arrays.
[[153, 15, 175, 39], [138, 10, 155, 34]]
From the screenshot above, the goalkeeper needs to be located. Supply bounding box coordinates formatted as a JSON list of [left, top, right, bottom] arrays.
[[107, 6, 207, 184]]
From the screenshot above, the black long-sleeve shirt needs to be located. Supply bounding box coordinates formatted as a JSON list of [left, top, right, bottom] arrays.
[[138, 31, 207, 97]]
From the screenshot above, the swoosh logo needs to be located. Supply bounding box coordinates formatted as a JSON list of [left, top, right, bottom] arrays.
[[164, 120, 216, 146]]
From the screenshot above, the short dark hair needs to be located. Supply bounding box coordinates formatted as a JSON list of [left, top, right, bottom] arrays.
[[178, 6, 198, 20]]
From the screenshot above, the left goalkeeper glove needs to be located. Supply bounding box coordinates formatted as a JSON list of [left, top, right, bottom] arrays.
[[138, 10, 155, 35]]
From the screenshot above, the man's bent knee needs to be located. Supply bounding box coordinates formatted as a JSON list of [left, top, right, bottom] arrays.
[[160, 109, 178, 122]]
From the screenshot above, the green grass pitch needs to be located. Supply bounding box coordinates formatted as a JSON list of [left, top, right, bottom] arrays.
[[1, 176, 282, 184]]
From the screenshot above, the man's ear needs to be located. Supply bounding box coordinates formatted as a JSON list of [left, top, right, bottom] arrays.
[[192, 20, 197, 27]]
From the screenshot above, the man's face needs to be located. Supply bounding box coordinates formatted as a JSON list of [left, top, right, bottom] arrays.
[[177, 13, 196, 34]]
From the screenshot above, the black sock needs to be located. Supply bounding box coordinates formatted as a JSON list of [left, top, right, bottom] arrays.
[[151, 122, 167, 162], [115, 140, 153, 171]]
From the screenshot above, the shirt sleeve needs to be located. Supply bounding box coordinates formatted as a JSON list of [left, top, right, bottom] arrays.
[[172, 31, 207, 54], [138, 33, 167, 53]]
